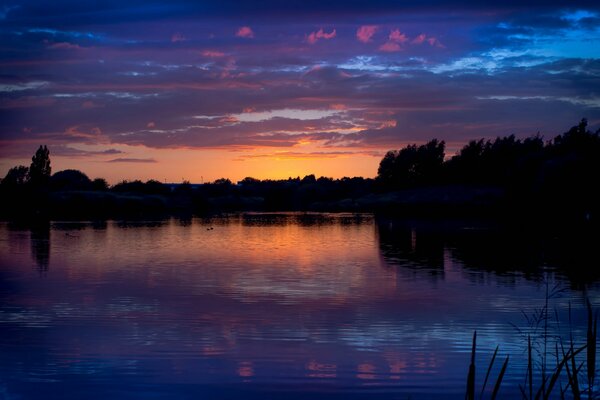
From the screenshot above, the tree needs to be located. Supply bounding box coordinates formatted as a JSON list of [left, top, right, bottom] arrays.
[[377, 139, 445, 187], [92, 178, 109, 191], [239, 177, 260, 185], [28, 145, 51, 186], [2, 165, 29, 187], [213, 178, 232, 185], [301, 174, 316, 184], [50, 169, 92, 191]]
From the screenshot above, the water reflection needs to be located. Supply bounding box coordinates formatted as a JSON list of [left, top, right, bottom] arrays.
[[115, 220, 168, 229], [376, 220, 445, 278], [30, 223, 50, 273], [376, 218, 600, 286], [0, 215, 598, 400]]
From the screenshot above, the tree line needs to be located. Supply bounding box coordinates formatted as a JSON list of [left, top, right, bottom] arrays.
[[1, 119, 598, 223], [377, 119, 599, 189]]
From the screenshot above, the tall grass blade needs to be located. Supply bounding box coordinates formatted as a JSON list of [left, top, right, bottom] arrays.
[[480, 345, 499, 399], [528, 335, 533, 400], [586, 299, 597, 392], [519, 385, 528, 399], [490, 355, 508, 400], [569, 342, 581, 399], [534, 375, 548, 400], [466, 331, 476, 400], [544, 345, 587, 400], [560, 342, 577, 399]]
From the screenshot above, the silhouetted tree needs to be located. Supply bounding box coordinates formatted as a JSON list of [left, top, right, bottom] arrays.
[[111, 179, 169, 195], [213, 178, 232, 185], [144, 179, 170, 195], [377, 139, 445, 187], [174, 180, 192, 193], [112, 180, 145, 193], [92, 178, 109, 191], [1, 165, 29, 187], [540, 118, 600, 222], [50, 169, 92, 191], [301, 174, 316, 184], [239, 177, 260, 185], [0, 120, 596, 221], [28, 145, 51, 186], [445, 134, 545, 186]]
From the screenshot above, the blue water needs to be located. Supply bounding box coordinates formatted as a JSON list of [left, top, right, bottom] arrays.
[[0, 214, 598, 399]]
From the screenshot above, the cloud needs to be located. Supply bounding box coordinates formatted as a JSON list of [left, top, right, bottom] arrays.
[[427, 37, 444, 47], [237, 150, 382, 160], [1, 8, 599, 172], [201, 50, 226, 57], [236, 26, 254, 38], [82, 100, 101, 109], [356, 25, 378, 43], [50, 145, 124, 157], [412, 33, 444, 47], [389, 29, 409, 44], [65, 125, 105, 141], [0, 5, 19, 20], [171, 32, 185, 43], [379, 29, 409, 52], [379, 30, 443, 51], [307, 28, 336, 44], [379, 42, 402, 52], [0, 96, 56, 109], [412, 33, 427, 45], [47, 41, 81, 50], [107, 158, 157, 163], [0, 81, 49, 93], [100, 149, 124, 155], [5, 57, 598, 156]]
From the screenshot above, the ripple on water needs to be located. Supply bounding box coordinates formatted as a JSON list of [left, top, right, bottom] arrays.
[[0, 216, 598, 399]]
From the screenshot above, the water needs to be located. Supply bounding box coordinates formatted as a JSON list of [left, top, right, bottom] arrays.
[[0, 213, 598, 399]]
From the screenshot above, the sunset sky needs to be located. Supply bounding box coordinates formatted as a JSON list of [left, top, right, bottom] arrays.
[[1, 1, 600, 183]]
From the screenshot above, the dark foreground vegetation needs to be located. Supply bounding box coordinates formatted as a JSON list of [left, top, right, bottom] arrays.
[[1, 120, 599, 227], [465, 296, 598, 400]]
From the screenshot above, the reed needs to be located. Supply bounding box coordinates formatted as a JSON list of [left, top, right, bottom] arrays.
[[468, 297, 597, 399], [491, 355, 508, 400], [466, 331, 476, 400], [587, 299, 597, 398], [480, 345, 499, 399], [465, 331, 509, 400]]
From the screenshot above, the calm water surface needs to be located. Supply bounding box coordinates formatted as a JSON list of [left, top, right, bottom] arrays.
[[0, 213, 598, 399]]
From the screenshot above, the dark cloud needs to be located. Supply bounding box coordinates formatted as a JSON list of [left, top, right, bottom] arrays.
[[6, 1, 600, 27], [107, 158, 157, 163], [236, 150, 383, 160], [1, 1, 599, 165], [46, 145, 124, 157]]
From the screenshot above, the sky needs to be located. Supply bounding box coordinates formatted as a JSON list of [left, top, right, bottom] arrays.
[[1, 1, 600, 183]]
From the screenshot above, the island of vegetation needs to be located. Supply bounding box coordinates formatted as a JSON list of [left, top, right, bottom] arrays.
[[1, 119, 598, 227]]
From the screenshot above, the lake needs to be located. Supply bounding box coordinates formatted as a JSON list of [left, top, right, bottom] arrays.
[[0, 213, 598, 399]]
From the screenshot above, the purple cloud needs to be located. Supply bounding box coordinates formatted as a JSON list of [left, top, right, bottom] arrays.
[[236, 26, 254, 38], [107, 158, 157, 163], [0, 2, 599, 179], [356, 25, 378, 43], [306, 28, 336, 44]]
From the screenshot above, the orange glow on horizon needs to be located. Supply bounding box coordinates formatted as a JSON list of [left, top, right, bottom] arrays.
[[0, 144, 382, 184]]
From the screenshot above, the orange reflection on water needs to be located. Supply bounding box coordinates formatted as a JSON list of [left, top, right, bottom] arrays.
[[200, 345, 225, 356], [388, 360, 408, 380], [237, 361, 254, 378], [356, 362, 376, 380], [414, 352, 439, 374], [306, 360, 337, 378]]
